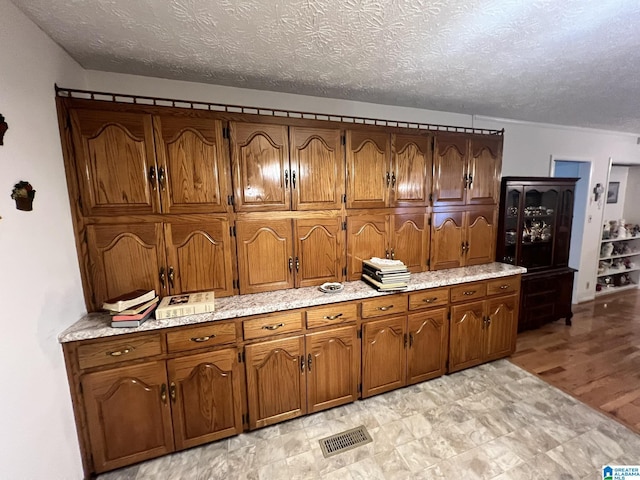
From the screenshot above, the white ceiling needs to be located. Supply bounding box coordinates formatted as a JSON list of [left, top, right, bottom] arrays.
[[12, 0, 640, 133]]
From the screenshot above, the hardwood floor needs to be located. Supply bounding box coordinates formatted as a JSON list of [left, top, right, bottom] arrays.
[[511, 287, 640, 434]]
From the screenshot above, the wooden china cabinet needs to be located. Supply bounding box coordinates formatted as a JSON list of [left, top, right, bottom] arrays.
[[496, 177, 578, 331]]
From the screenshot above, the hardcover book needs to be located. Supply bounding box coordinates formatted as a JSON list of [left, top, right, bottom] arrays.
[[102, 289, 156, 312], [155, 291, 215, 319], [362, 273, 408, 291], [362, 263, 410, 283], [110, 296, 159, 316], [362, 258, 408, 274], [111, 304, 157, 328]]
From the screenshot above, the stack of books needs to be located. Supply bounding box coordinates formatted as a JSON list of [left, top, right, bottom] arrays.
[[361, 257, 410, 291], [102, 289, 158, 328]]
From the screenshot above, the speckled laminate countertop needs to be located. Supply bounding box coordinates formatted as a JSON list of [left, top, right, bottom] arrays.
[[58, 262, 526, 343]]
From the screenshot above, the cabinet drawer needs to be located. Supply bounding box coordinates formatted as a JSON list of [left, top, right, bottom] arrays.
[[306, 303, 358, 329], [450, 282, 487, 303], [408, 288, 449, 310], [243, 312, 303, 340], [167, 322, 236, 353], [361, 295, 407, 319], [77, 334, 163, 370], [487, 276, 521, 297]]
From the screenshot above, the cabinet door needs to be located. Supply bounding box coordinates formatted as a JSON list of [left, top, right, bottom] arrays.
[[70, 108, 159, 216], [346, 214, 388, 280], [554, 186, 575, 267], [290, 127, 345, 210], [295, 217, 344, 287], [82, 361, 174, 474], [153, 116, 231, 214], [430, 211, 464, 270], [407, 308, 448, 385], [346, 130, 390, 209], [362, 316, 406, 397], [167, 349, 243, 450], [245, 336, 306, 429], [164, 218, 235, 297], [449, 301, 485, 372], [236, 219, 293, 294], [467, 137, 502, 205], [86, 223, 166, 309], [306, 326, 359, 414], [465, 207, 496, 266], [485, 294, 518, 361], [391, 213, 429, 273], [230, 122, 290, 211], [432, 135, 467, 206], [391, 134, 431, 207]]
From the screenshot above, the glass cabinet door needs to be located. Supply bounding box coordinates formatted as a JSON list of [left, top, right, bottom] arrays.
[[520, 187, 558, 269], [501, 186, 522, 265]]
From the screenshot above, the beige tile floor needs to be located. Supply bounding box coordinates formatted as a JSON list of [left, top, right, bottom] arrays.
[[98, 360, 640, 480]]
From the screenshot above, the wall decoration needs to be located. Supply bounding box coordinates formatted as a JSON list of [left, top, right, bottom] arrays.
[[11, 181, 36, 211], [607, 181, 620, 204], [0, 114, 7, 145]]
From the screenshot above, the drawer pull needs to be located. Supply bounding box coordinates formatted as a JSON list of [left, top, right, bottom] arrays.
[[107, 347, 133, 357], [378, 305, 394, 311], [462, 290, 476, 296], [423, 297, 438, 304], [262, 322, 285, 331], [190, 334, 217, 343], [170, 382, 176, 403], [323, 313, 343, 320], [499, 285, 509, 290]]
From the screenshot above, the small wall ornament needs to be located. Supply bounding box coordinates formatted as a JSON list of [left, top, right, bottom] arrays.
[[11, 181, 36, 211], [0, 114, 7, 145]]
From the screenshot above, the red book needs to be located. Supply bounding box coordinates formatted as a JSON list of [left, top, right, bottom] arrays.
[[111, 303, 157, 322]]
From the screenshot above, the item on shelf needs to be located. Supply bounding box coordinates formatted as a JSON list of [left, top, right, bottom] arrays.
[[508, 206, 518, 216], [155, 291, 215, 319], [602, 223, 611, 239], [505, 229, 517, 245], [601, 242, 614, 258], [618, 219, 627, 239], [102, 289, 156, 313], [318, 282, 344, 294], [598, 260, 609, 274], [616, 273, 632, 286], [633, 224, 640, 237]]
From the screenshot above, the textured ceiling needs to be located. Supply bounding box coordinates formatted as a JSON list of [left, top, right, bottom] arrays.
[[11, 0, 640, 133]]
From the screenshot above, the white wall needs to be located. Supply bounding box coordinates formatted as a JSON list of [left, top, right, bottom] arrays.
[[0, 1, 87, 478], [623, 167, 640, 225], [604, 166, 629, 223]]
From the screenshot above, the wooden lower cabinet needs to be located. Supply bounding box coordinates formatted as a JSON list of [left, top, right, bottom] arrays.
[[245, 326, 359, 429], [362, 307, 448, 398], [449, 293, 518, 372]]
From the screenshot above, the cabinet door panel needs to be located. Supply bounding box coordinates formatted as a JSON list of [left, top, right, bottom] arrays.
[[392, 134, 431, 206], [236, 219, 293, 294], [231, 122, 289, 211], [86, 223, 165, 309], [362, 316, 406, 397], [245, 336, 305, 429], [346, 130, 390, 208], [295, 217, 344, 287], [167, 349, 243, 450], [432, 135, 467, 206], [154, 116, 231, 214], [392, 213, 429, 273], [449, 301, 485, 372], [70, 109, 158, 216], [465, 208, 496, 266], [306, 326, 359, 413], [82, 361, 173, 473], [165, 218, 235, 297], [467, 137, 501, 205], [290, 127, 344, 210], [430, 211, 464, 270], [485, 294, 518, 361], [346, 215, 388, 280], [554, 187, 574, 267], [407, 308, 448, 384]]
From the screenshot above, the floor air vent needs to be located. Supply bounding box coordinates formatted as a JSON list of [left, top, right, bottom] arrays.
[[318, 425, 372, 458]]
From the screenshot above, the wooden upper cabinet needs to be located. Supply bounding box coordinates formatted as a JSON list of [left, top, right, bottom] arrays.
[[346, 214, 388, 280], [164, 218, 235, 297], [230, 122, 290, 211], [236, 219, 294, 294], [70, 108, 159, 216], [294, 217, 344, 287], [432, 135, 468, 207], [465, 207, 496, 266], [346, 130, 390, 209], [467, 136, 502, 205], [430, 211, 464, 270], [391, 134, 432, 207], [391, 213, 429, 273], [153, 116, 231, 214], [86, 223, 166, 309], [290, 127, 345, 210]]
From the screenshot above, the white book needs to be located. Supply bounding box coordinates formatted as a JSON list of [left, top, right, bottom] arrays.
[[155, 291, 215, 319]]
